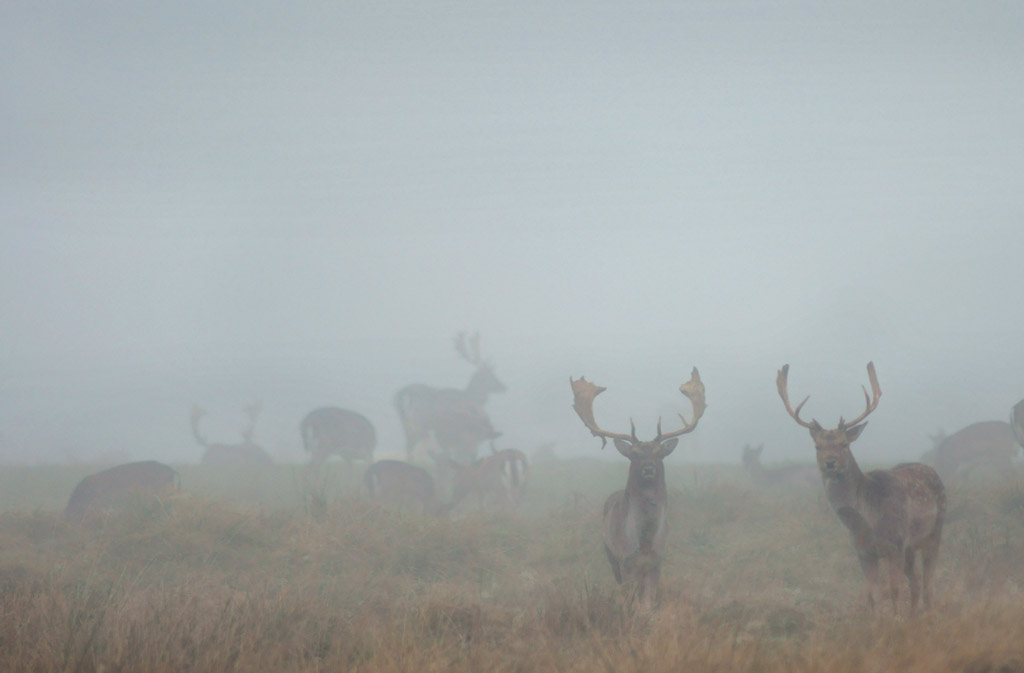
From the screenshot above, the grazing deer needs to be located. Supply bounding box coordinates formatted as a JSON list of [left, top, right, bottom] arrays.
[[570, 368, 706, 609], [190, 403, 274, 466], [64, 460, 180, 523], [364, 459, 438, 512], [394, 332, 506, 462], [741, 444, 819, 490], [777, 362, 945, 617], [433, 446, 530, 512], [930, 418, 1022, 483], [300, 407, 376, 474]]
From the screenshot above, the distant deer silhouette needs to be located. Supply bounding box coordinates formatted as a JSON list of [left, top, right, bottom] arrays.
[[394, 332, 506, 463]]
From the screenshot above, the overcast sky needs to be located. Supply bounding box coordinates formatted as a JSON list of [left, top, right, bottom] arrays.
[[2, 2, 1023, 467]]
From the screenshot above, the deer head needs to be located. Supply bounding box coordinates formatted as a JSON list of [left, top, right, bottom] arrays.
[[776, 362, 881, 477], [456, 331, 507, 397], [571, 368, 705, 481]]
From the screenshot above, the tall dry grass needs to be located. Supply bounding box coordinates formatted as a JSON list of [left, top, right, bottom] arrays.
[[0, 461, 1022, 672]]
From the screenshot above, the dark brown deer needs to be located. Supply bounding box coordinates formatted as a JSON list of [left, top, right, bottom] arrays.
[[432, 446, 529, 512], [394, 332, 506, 462], [930, 418, 1022, 483], [190, 403, 274, 466], [364, 459, 438, 512], [741, 444, 819, 490], [570, 368, 706, 609], [64, 460, 180, 523], [1014, 398, 1024, 448], [300, 407, 376, 474], [777, 362, 945, 617]]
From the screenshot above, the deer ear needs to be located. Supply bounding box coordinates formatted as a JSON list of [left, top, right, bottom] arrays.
[[613, 438, 634, 457], [659, 437, 679, 457], [845, 422, 868, 442]]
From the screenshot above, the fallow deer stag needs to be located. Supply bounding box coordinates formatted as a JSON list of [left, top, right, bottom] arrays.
[[741, 444, 819, 490], [432, 447, 530, 512], [364, 459, 438, 513], [190, 403, 274, 466], [64, 460, 180, 523], [570, 368, 706, 609], [777, 362, 945, 617], [300, 407, 376, 473], [394, 332, 506, 463]]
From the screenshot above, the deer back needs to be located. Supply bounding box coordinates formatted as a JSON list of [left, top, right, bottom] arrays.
[[300, 407, 376, 460]]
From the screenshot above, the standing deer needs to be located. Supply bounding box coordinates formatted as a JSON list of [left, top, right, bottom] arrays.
[[300, 407, 376, 473], [777, 362, 945, 617], [394, 332, 506, 463], [190, 403, 274, 466], [741, 444, 819, 490], [570, 368, 706, 609], [364, 459, 438, 512], [432, 446, 530, 512], [64, 460, 180, 523]]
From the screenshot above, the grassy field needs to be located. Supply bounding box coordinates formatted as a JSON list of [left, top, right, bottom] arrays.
[[1, 459, 1022, 672]]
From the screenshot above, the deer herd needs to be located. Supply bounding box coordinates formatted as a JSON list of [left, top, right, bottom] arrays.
[[60, 335, 1024, 618]]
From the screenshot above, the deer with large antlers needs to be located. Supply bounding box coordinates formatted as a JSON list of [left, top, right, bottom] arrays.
[[570, 368, 706, 609], [777, 362, 945, 617], [190, 403, 274, 466], [394, 332, 506, 463]]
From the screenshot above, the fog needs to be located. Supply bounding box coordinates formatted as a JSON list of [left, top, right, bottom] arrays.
[[2, 2, 1022, 467]]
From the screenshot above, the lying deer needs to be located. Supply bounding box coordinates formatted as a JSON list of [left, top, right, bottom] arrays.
[[64, 460, 180, 523], [570, 368, 706, 609], [777, 362, 945, 617], [741, 444, 819, 490]]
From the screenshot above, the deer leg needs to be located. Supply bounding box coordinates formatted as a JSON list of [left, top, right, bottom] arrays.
[[920, 533, 941, 610], [605, 544, 623, 584], [886, 551, 904, 617], [904, 547, 920, 615], [857, 551, 881, 614]]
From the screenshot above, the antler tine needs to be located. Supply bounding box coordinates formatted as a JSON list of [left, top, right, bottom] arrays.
[[839, 362, 882, 428], [454, 331, 482, 366], [570, 376, 635, 449], [655, 367, 707, 441], [776, 364, 818, 429]]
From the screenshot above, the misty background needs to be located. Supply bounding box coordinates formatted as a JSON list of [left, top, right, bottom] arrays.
[[2, 2, 1022, 468]]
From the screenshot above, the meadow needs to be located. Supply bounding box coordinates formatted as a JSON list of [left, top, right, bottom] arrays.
[[0, 458, 1022, 672]]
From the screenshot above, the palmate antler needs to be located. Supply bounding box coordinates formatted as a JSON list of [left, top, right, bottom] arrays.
[[776, 362, 881, 430], [570, 368, 706, 448]]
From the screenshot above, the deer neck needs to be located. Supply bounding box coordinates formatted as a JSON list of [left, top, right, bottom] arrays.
[[625, 464, 667, 552], [821, 453, 867, 511], [464, 370, 493, 405], [190, 417, 210, 448]]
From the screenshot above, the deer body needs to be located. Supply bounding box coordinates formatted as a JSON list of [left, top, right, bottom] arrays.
[[364, 459, 437, 512], [777, 363, 945, 616], [570, 369, 706, 609], [434, 447, 529, 512], [191, 404, 273, 466], [300, 407, 376, 470], [65, 460, 180, 522], [931, 420, 1021, 482], [602, 450, 670, 600], [741, 444, 819, 489], [395, 333, 505, 463]]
